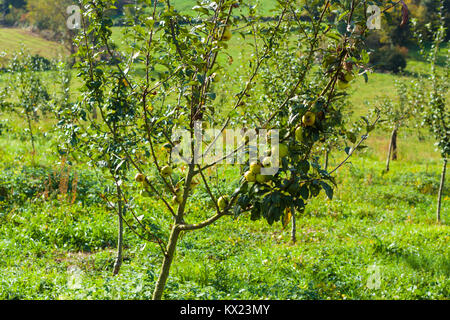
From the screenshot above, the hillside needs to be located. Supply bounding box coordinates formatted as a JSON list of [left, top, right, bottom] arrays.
[[0, 28, 67, 60]]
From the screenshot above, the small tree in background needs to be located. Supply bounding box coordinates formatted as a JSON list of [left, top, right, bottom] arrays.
[[380, 81, 416, 172], [3, 49, 51, 158], [411, 3, 449, 222]]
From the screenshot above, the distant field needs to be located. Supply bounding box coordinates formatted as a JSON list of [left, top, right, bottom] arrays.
[[0, 28, 67, 61], [172, 0, 278, 15]]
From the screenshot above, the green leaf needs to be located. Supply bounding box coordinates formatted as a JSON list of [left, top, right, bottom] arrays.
[[319, 181, 333, 200]]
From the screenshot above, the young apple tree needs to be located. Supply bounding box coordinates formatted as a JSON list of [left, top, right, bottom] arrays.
[[59, 0, 401, 299], [2, 49, 51, 158], [379, 81, 417, 172], [410, 8, 449, 222]]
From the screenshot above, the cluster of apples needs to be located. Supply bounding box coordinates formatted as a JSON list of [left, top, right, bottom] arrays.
[[337, 71, 354, 90], [135, 165, 183, 202], [242, 110, 317, 185]]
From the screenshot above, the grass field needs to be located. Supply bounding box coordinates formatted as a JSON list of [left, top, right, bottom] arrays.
[[0, 28, 67, 61], [0, 133, 448, 299], [0, 18, 448, 300]]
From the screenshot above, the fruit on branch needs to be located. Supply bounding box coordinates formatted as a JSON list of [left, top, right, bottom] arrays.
[[256, 174, 270, 184], [337, 79, 350, 90], [173, 194, 182, 204], [250, 161, 262, 174], [135, 173, 145, 183], [175, 187, 183, 198], [222, 26, 232, 41], [262, 156, 272, 167], [295, 127, 304, 142], [344, 72, 354, 82], [211, 73, 221, 82], [302, 111, 316, 127], [272, 143, 289, 159], [244, 171, 256, 182], [337, 71, 354, 90], [217, 195, 229, 210], [161, 166, 173, 177], [162, 143, 172, 152]]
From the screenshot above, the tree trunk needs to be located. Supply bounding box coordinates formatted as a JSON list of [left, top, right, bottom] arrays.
[[113, 185, 124, 275], [436, 158, 447, 223], [152, 225, 181, 300], [385, 127, 397, 172], [25, 110, 36, 156], [391, 128, 398, 160], [324, 149, 329, 171], [291, 207, 296, 244]]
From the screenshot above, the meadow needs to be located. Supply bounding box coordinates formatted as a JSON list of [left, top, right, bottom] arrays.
[[0, 1, 449, 300]]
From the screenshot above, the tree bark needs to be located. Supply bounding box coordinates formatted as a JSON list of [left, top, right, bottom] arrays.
[[152, 225, 181, 300], [391, 128, 398, 160], [291, 206, 296, 244], [25, 110, 36, 156], [437, 158, 447, 223], [291, 216, 297, 244], [385, 127, 397, 172], [113, 185, 124, 276]]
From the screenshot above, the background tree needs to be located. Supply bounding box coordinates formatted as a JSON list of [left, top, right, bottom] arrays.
[[5, 49, 51, 158], [26, 0, 78, 55], [410, 2, 449, 222], [380, 81, 417, 172]]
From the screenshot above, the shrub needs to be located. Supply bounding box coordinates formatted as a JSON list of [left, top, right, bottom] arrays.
[[370, 46, 407, 73]]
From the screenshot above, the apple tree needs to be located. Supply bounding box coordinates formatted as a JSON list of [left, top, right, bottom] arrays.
[[58, 0, 401, 299], [410, 7, 449, 222], [379, 81, 417, 172]]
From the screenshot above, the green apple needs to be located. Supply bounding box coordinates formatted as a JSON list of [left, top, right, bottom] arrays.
[[250, 161, 262, 174], [172, 194, 182, 204], [212, 73, 221, 82], [161, 166, 173, 177], [135, 173, 145, 183], [272, 143, 289, 159], [295, 127, 304, 142], [222, 26, 232, 41], [302, 111, 316, 127], [344, 72, 354, 82], [255, 174, 267, 184], [262, 156, 272, 167], [217, 195, 229, 210], [337, 79, 350, 90], [175, 187, 183, 198], [244, 171, 256, 182]]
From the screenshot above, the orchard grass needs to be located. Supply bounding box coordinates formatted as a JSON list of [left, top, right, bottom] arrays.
[[0, 126, 448, 299]]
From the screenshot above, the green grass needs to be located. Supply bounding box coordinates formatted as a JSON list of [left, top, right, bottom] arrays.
[[0, 113, 448, 299], [0, 149, 448, 299], [0, 28, 67, 62]]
